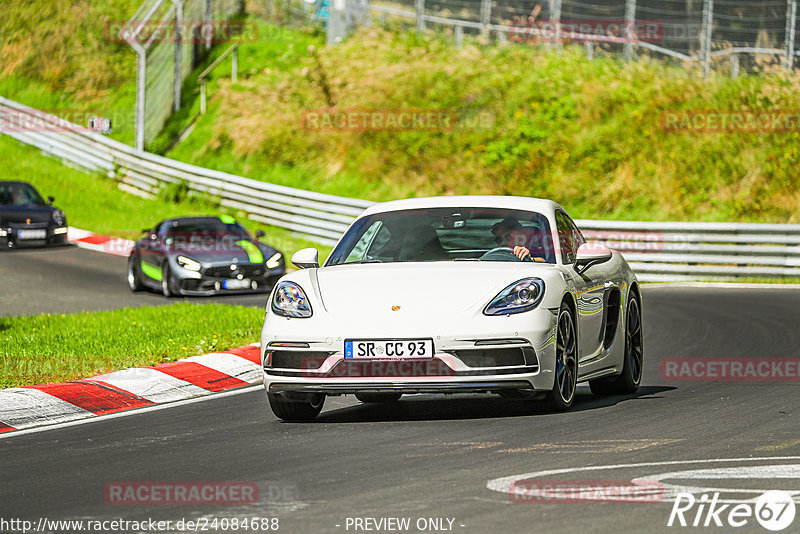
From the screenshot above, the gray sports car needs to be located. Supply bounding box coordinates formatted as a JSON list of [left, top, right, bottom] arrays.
[[127, 216, 285, 296]]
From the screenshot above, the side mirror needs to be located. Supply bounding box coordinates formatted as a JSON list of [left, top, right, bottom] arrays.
[[47, 196, 55, 205], [574, 242, 612, 275], [255, 230, 266, 238], [291, 248, 319, 269]]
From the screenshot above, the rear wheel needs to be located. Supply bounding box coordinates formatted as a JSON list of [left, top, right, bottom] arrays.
[[127, 255, 143, 292], [589, 293, 643, 395], [355, 393, 402, 403], [544, 302, 578, 411], [268, 393, 324, 421]]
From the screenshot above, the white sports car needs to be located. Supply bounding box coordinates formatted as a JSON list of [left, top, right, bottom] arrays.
[[261, 196, 643, 421]]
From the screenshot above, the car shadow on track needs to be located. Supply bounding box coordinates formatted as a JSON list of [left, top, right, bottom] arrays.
[[311, 385, 675, 423]]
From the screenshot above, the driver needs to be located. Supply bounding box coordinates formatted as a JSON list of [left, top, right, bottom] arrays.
[[491, 218, 546, 262]]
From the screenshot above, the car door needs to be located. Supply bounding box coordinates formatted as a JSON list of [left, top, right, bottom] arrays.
[[139, 222, 166, 282], [556, 211, 606, 362]]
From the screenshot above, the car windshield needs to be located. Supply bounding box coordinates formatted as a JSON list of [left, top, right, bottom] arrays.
[[326, 207, 556, 265], [164, 220, 251, 240], [0, 183, 46, 207]]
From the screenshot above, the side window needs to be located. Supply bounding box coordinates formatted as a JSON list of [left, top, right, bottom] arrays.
[[556, 211, 585, 264], [345, 221, 385, 263]]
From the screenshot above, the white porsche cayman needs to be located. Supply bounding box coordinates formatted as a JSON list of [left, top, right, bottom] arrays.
[[261, 196, 643, 421]]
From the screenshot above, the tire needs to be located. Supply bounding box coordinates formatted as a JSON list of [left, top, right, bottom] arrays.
[[544, 302, 578, 411], [161, 263, 176, 297], [268, 393, 324, 421], [127, 255, 143, 292], [589, 293, 643, 395], [355, 393, 402, 403]]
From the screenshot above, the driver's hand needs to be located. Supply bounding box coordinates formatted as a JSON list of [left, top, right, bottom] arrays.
[[513, 246, 531, 260]]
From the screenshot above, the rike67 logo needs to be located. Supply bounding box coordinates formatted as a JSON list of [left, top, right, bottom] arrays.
[[668, 490, 796, 531]]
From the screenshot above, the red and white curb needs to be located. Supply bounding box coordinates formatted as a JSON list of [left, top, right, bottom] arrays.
[[67, 226, 134, 257], [0, 344, 263, 434]]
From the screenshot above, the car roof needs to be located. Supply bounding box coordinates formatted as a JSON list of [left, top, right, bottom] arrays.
[[0, 181, 38, 187], [359, 195, 565, 218]]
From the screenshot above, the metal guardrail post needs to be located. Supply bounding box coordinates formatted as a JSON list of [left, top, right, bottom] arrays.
[[701, 0, 714, 79], [415, 0, 425, 32], [785, 0, 797, 69], [479, 0, 491, 40], [623, 0, 637, 60], [585, 41, 594, 60], [172, 0, 183, 113], [232, 47, 238, 83], [730, 54, 739, 78], [455, 26, 463, 49], [549, 0, 562, 51]]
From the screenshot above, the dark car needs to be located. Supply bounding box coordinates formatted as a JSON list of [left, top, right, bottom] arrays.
[[127, 216, 286, 297], [0, 181, 68, 249]]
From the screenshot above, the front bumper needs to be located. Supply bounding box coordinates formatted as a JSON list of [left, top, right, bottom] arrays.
[[261, 307, 559, 395], [1, 225, 68, 248]]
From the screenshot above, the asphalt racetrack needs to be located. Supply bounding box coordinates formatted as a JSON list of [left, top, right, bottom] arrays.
[[2, 245, 800, 533]]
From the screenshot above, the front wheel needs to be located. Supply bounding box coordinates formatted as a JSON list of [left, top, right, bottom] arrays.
[[161, 263, 176, 297], [355, 393, 402, 403], [127, 255, 143, 292], [589, 293, 643, 395], [268, 393, 324, 421], [544, 302, 578, 411]]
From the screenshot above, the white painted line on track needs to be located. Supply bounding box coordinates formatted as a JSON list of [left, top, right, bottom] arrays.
[[0, 384, 262, 440]]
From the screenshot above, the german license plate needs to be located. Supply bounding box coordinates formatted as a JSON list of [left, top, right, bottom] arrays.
[[344, 339, 434, 359], [222, 278, 251, 290], [17, 229, 46, 240]]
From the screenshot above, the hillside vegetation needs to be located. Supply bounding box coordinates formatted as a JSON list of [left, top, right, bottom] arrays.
[[165, 26, 800, 223]]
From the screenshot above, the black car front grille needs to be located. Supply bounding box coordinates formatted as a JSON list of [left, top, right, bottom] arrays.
[[452, 347, 536, 368], [267, 351, 333, 370], [204, 264, 266, 278]]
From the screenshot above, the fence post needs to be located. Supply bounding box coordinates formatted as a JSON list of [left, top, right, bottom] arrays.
[[232, 47, 238, 83], [173, 0, 183, 113], [785, 0, 797, 69], [480, 0, 491, 40], [623, 0, 636, 60], [327, 0, 346, 45], [205, 0, 213, 51], [730, 54, 739, 78], [455, 25, 463, 49], [415, 0, 425, 32], [135, 48, 146, 151], [701, 0, 713, 79], [549, 0, 562, 50], [585, 41, 594, 60]]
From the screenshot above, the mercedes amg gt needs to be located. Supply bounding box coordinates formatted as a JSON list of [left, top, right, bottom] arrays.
[[261, 196, 644, 421], [127, 215, 286, 296]]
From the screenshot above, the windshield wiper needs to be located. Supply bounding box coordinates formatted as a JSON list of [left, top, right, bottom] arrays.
[[359, 258, 383, 263]]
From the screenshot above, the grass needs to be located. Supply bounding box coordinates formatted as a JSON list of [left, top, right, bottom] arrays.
[[0, 134, 333, 261], [0, 303, 263, 388], [163, 25, 800, 224]]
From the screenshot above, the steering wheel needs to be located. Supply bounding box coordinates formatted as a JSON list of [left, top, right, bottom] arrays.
[[479, 247, 522, 262]]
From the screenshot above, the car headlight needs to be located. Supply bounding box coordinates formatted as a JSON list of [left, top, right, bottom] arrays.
[[176, 255, 201, 272], [271, 281, 312, 318], [484, 278, 545, 316], [266, 252, 282, 269], [52, 210, 66, 226]]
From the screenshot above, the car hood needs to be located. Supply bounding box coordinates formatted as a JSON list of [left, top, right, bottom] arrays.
[[0, 206, 54, 224], [168, 240, 264, 265], [309, 262, 560, 316]]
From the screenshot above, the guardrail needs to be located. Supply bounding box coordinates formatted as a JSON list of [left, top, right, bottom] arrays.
[[0, 96, 371, 246], [2, 95, 800, 282]]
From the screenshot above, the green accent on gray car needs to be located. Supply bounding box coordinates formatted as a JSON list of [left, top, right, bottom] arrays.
[[141, 261, 163, 281], [219, 215, 236, 224], [236, 240, 263, 263]]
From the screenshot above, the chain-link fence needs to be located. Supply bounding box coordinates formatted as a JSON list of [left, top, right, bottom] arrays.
[[365, 0, 800, 75], [121, 0, 244, 150]]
